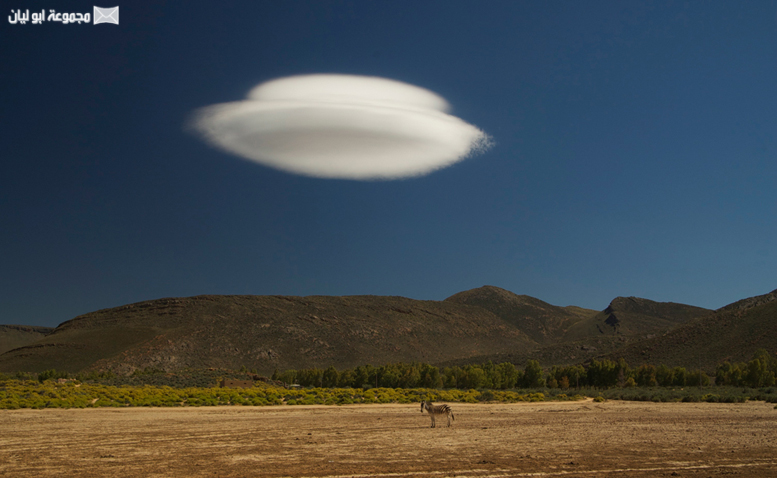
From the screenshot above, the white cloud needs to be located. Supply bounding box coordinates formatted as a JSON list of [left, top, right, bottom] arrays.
[[190, 74, 492, 180]]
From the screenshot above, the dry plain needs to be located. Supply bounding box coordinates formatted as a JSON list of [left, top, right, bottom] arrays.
[[1, 400, 777, 477]]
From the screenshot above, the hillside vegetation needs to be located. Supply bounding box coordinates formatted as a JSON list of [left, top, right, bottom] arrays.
[[0, 325, 53, 355]]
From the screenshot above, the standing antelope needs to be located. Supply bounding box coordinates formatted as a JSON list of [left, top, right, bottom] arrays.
[[420, 400, 455, 428]]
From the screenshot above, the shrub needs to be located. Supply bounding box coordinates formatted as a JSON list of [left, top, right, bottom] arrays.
[[478, 390, 496, 402], [2, 400, 20, 409]]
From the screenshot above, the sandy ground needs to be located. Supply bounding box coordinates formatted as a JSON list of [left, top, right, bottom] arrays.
[[1, 400, 777, 477]]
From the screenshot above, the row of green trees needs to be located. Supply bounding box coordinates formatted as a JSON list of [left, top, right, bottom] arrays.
[[272, 349, 776, 390], [716, 349, 777, 387], [272, 361, 542, 390]]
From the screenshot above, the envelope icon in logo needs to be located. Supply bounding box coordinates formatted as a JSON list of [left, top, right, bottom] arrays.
[[93, 6, 119, 25]]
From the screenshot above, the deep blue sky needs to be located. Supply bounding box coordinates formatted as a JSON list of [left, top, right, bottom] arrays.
[[2, 1, 776, 327]]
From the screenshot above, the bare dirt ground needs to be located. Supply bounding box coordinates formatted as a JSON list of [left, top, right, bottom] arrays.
[[1, 400, 777, 477]]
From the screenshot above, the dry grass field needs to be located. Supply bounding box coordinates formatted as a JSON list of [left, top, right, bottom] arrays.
[[2, 400, 777, 477]]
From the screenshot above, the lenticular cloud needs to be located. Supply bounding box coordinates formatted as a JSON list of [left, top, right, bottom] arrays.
[[191, 74, 492, 180]]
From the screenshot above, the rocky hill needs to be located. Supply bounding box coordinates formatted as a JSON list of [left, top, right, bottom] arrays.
[[564, 297, 711, 341], [605, 289, 777, 370], [441, 289, 714, 367], [0, 294, 536, 374]]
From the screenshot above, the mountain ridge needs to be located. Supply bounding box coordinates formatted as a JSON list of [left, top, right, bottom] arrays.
[[1, 286, 773, 376]]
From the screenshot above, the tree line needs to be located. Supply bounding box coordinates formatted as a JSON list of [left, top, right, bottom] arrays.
[[4, 349, 773, 391], [272, 349, 777, 390]]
